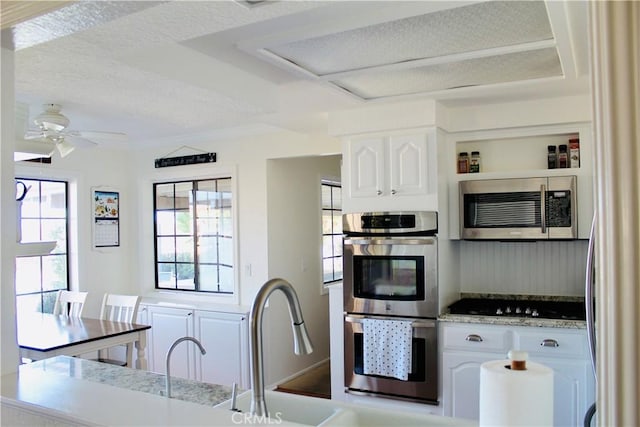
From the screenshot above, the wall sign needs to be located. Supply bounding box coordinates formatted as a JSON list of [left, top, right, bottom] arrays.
[[154, 152, 216, 168], [93, 189, 120, 248]]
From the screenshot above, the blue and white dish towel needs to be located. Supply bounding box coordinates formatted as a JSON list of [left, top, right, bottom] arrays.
[[361, 318, 413, 381]]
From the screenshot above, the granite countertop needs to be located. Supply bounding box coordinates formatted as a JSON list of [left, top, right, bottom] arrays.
[[20, 356, 235, 406], [439, 293, 587, 329]]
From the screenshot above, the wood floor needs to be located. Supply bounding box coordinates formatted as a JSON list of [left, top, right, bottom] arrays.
[[274, 360, 331, 399]]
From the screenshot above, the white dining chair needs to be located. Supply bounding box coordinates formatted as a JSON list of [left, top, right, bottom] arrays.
[[52, 290, 88, 317], [95, 293, 141, 367]]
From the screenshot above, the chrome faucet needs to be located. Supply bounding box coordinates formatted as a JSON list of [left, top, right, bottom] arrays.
[[165, 336, 206, 398], [249, 278, 313, 417]]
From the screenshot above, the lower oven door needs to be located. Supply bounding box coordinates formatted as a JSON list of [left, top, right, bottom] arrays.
[[344, 314, 438, 404]]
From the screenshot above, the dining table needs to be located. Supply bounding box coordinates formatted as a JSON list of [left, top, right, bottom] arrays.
[[17, 312, 151, 369]]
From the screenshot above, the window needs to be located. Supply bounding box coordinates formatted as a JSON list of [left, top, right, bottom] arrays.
[[321, 180, 342, 284], [154, 178, 233, 293], [15, 178, 69, 313]]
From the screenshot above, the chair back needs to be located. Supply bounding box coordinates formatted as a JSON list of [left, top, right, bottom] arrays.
[[53, 290, 88, 317], [100, 294, 141, 323]]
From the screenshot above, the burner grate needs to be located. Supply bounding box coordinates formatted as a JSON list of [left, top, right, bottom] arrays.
[[447, 298, 585, 320]]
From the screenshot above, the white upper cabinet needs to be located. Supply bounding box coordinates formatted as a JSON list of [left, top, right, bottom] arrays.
[[343, 130, 438, 213]]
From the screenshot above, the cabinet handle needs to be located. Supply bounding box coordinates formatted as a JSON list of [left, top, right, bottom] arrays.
[[465, 334, 483, 342], [376, 190, 383, 196], [541, 339, 559, 347], [391, 189, 397, 195]]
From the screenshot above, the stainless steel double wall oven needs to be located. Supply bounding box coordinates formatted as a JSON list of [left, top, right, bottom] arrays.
[[343, 211, 439, 404]]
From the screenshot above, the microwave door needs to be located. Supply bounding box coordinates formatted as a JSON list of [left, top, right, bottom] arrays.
[[460, 178, 548, 239]]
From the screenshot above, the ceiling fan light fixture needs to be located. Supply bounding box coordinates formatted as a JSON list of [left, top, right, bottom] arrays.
[[33, 103, 70, 131]]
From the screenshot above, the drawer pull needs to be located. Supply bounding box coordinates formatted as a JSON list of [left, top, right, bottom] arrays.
[[541, 339, 559, 348], [465, 334, 483, 342]]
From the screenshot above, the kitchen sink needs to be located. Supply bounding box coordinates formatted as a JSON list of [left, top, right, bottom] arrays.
[[215, 390, 341, 426]]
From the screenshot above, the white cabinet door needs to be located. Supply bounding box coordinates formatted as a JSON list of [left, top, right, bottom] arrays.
[[194, 310, 249, 389], [146, 305, 195, 380], [344, 131, 438, 213], [348, 136, 385, 198], [388, 133, 431, 197], [537, 357, 592, 427], [442, 351, 500, 420]]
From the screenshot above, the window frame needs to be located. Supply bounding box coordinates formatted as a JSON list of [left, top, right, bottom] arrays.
[[153, 176, 236, 295], [14, 177, 70, 314], [321, 178, 343, 290]]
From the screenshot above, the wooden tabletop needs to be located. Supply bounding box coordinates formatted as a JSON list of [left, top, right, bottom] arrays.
[[17, 312, 150, 352]]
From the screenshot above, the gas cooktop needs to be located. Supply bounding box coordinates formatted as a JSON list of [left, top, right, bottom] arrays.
[[447, 298, 586, 321]]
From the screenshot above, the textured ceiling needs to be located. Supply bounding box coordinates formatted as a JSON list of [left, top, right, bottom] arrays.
[[4, 0, 590, 152]]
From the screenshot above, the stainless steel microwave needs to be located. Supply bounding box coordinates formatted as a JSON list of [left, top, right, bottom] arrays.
[[459, 176, 577, 240]]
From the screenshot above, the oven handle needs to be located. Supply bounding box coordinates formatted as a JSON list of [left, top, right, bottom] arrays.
[[344, 314, 436, 328], [343, 238, 436, 246]]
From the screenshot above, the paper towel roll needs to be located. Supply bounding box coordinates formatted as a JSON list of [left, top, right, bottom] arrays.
[[479, 359, 554, 427]]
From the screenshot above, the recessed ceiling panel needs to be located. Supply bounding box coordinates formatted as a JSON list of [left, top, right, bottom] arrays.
[[266, 1, 553, 76], [333, 47, 562, 100]]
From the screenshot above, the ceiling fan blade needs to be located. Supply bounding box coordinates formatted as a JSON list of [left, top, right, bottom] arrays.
[[74, 130, 127, 141], [65, 135, 99, 148], [56, 140, 76, 158]]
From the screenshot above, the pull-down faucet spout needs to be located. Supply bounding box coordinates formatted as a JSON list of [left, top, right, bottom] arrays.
[[165, 336, 206, 398], [249, 278, 313, 417]]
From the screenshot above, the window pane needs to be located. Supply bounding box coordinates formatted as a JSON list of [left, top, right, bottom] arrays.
[[176, 265, 195, 290], [157, 237, 176, 262], [198, 264, 219, 292], [322, 211, 333, 234], [333, 258, 343, 280], [40, 181, 66, 217], [19, 180, 40, 217], [155, 183, 175, 210], [158, 264, 176, 288], [16, 294, 42, 314], [175, 211, 193, 235], [323, 236, 335, 257], [218, 237, 233, 266], [20, 218, 41, 242], [197, 218, 218, 235], [156, 211, 176, 235], [321, 186, 332, 209], [333, 235, 343, 256], [219, 209, 233, 236], [218, 266, 234, 293], [198, 236, 219, 263], [174, 182, 193, 211], [42, 255, 67, 291], [333, 187, 342, 209], [323, 258, 334, 283], [15, 257, 42, 294], [41, 218, 65, 253], [176, 236, 194, 262], [333, 215, 342, 235]]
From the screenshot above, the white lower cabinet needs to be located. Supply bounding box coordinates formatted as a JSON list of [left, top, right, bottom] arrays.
[[146, 305, 196, 380], [139, 303, 249, 388], [441, 322, 595, 427], [194, 310, 249, 389]]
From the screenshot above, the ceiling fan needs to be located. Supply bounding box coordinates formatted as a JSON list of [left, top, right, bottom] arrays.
[[24, 104, 127, 157]]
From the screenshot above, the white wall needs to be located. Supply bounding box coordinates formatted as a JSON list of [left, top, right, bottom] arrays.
[[1, 46, 20, 375], [263, 155, 341, 385]]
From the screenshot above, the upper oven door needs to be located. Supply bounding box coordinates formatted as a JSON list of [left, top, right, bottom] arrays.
[[343, 236, 437, 318]]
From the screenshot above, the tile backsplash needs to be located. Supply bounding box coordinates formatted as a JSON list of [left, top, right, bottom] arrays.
[[458, 240, 589, 296]]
